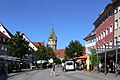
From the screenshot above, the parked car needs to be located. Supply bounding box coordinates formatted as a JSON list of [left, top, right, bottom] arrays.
[[65, 61, 75, 72]]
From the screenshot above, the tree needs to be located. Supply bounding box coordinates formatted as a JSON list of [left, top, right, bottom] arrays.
[[54, 58, 61, 64], [90, 48, 101, 67], [35, 43, 62, 64], [35, 43, 57, 61], [7, 31, 31, 59], [65, 40, 84, 58]]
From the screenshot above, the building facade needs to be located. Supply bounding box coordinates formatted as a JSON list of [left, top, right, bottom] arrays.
[[0, 24, 12, 73], [114, 0, 120, 45], [84, 29, 96, 55], [94, 2, 114, 53], [114, 0, 120, 64], [48, 26, 57, 50]]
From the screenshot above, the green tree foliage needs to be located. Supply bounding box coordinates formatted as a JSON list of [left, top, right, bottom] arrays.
[[65, 40, 84, 58], [7, 31, 31, 59], [53, 58, 61, 64], [62, 54, 69, 63], [35, 43, 61, 64], [35, 43, 57, 61], [91, 48, 101, 67]]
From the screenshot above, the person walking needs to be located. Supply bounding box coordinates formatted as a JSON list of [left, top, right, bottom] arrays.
[[50, 63, 56, 77]]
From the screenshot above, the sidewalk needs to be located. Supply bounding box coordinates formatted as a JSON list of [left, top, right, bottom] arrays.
[[0, 69, 31, 80], [77, 70, 120, 80], [8, 69, 31, 77]]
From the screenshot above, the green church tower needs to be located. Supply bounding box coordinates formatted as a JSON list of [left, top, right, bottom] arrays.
[[48, 25, 57, 50]]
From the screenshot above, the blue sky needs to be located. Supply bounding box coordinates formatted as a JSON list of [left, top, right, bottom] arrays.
[[0, 0, 111, 49]]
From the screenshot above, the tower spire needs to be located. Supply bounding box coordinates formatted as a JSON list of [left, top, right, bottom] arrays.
[[48, 24, 57, 50]]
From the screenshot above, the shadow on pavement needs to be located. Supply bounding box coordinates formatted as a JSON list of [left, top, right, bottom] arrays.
[[0, 73, 7, 80], [56, 74, 60, 76]]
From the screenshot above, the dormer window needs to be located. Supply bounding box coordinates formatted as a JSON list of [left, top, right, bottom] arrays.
[[3, 31, 5, 33]]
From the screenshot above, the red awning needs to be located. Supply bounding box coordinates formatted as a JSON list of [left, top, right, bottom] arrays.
[[76, 56, 87, 59], [69, 56, 87, 61]]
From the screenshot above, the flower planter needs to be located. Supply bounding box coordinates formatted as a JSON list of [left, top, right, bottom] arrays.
[[93, 66, 97, 71]]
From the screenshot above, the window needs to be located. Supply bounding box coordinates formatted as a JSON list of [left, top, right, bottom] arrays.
[[3, 38, 6, 42], [118, 6, 120, 12], [103, 31, 106, 37], [110, 25, 113, 33], [119, 35, 120, 41], [99, 35, 101, 40], [101, 45, 103, 51], [115, 19, 118, 30], [101, 33, 103, 39], [1, 46, 4, 50], [96, 36, 98, 41], [106, 28, 108, 35], [0, 37, 1, 41], [100, 46, 102, 51], [115, 7, 118, 14], [109, 40, 112, 49], [115, 37, 117, 46], [119, 35, 120, 47], [106, 42, 109, 49], [103, 44, 105, 51]]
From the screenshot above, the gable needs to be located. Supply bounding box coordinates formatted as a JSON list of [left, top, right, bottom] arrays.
[[0, 24, 13, 38]]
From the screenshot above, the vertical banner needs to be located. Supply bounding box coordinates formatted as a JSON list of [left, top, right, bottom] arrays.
[[86, 55, 90, 71]]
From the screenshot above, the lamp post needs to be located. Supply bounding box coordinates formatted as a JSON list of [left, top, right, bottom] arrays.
[[115, 38, 118, 76], [74, 53, 77, 70], [105, 44, 107, 75], [96, 48, 99, 74]]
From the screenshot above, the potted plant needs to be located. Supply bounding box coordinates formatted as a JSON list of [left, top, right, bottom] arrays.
[[91, 49, 101, 71]]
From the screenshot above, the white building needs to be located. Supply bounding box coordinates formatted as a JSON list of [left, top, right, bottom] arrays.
[[84, 29, 96, 55]]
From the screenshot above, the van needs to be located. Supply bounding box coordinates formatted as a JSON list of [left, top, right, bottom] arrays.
[[65, 61, 75, 72]]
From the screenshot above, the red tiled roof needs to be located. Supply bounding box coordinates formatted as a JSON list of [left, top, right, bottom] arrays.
[[54, 49, 65, 58], [32, 42, 44, 48]]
